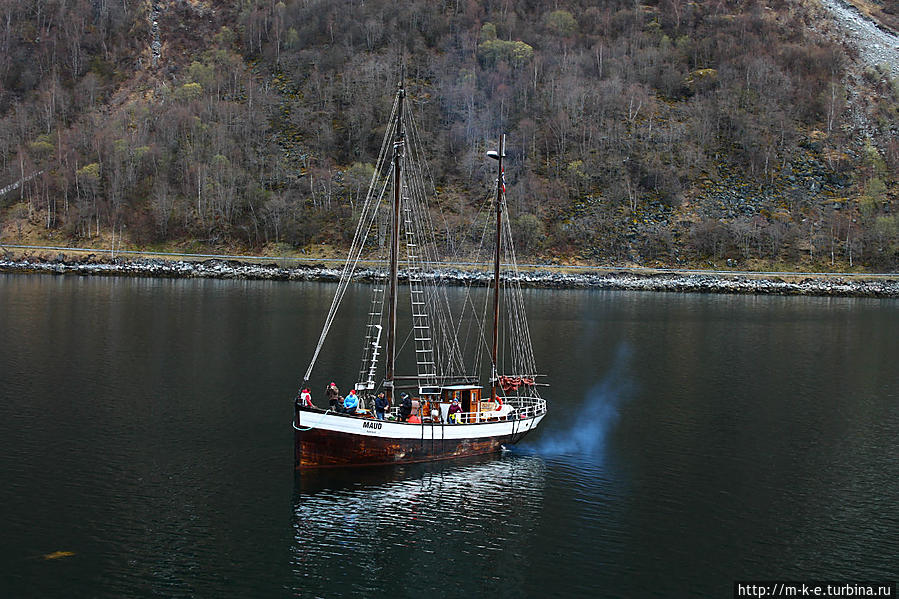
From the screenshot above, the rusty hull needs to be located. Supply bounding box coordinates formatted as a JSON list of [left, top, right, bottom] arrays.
[[295, 425, 523, 469]]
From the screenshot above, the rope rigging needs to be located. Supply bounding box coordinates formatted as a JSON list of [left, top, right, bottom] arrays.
[[302, 95, 399, 384], [301, 87, 539, 399]]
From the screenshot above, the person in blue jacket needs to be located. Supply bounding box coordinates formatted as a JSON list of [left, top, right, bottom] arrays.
[[374, 392, 389, 420], [344, 389, 359, 415]]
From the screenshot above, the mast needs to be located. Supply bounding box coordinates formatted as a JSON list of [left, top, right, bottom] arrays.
[[385, 82, 405, 403], [490, 135, 505, 402]]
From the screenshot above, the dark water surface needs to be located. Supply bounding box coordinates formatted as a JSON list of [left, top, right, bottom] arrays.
[[1, 274, 897, 597]]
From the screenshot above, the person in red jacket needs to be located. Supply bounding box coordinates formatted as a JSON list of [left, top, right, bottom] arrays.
[[448, 398, 463, 424]]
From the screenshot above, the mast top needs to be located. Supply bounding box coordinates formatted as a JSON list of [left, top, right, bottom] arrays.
[[486, 145, 505, 161], [395, 71, 405, 141]]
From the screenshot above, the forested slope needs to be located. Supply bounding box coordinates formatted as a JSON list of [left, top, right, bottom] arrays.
[[1, 0, 898, 269]]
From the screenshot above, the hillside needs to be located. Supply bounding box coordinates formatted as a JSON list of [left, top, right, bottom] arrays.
[[1, 0, 898, 270]]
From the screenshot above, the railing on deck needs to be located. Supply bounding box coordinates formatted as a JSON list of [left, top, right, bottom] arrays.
[[503, 396, 548, 420], [437, 395, 547, 424], [298, 396, 546, 426]]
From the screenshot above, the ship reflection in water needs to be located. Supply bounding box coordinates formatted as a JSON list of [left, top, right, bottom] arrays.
[[290, 454, 547, 596]]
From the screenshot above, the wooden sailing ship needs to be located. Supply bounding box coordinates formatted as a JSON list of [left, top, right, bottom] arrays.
[[293, 80, 547, 469]]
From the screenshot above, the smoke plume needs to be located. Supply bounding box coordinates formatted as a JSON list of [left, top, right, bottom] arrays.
[[519, 344, 634, 460]]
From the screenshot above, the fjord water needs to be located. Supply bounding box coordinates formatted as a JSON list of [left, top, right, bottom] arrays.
[[1, 275, 896, 597]]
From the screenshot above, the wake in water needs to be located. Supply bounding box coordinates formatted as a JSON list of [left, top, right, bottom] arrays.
[[515, 344, 635, 460]]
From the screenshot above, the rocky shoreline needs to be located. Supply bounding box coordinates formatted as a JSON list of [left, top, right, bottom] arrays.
[[2, 255, 899, 298]]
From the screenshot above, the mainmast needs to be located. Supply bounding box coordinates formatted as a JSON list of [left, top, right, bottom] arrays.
[[384, 82, 405, 403], [489, 135, 505, 402]]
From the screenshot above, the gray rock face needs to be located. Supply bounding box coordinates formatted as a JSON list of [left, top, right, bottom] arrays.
[[820, 0, 899, 74], [149, 1, 163, 67]]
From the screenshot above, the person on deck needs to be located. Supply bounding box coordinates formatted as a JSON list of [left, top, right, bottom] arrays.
[[344, 389, 359, 415], [299, 388, 313, 408], [398, 392, 412, 422], [448, 398, 463, 424], [326, 382, 340, 411], [374, 392, 389, 420]]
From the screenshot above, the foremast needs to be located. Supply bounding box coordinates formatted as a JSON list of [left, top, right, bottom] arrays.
[[384, 81, 405, 404]]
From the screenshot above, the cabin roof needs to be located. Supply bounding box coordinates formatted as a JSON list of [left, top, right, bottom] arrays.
[[441, 385, 482, 390]]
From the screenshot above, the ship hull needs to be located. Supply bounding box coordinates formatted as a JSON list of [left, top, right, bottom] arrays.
[[294, 409, 544, 469]]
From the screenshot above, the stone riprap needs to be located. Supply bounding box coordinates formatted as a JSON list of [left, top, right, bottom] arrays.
[[2, 256, 898, 298]]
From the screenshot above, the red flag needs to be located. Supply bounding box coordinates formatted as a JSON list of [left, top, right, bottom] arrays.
[[499, 376, 534, 392]]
